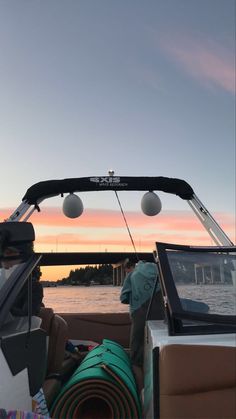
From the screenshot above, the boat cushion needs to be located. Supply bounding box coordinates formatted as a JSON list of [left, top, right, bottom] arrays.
[[159, 344, 236, 419]]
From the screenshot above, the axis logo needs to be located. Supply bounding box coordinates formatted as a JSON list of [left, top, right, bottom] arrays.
[[90, 177, 120, 184]]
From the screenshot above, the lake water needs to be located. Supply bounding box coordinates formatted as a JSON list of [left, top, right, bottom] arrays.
[[43, 284, 236, 315], [43, 285, 128, 313]]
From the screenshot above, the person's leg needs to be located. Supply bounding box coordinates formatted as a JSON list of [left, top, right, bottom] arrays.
[[129, 305, 147, 367], [129, 304, 149, 396]]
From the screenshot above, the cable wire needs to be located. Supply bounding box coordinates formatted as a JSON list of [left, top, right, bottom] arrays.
[[114, 191, 139, 262]]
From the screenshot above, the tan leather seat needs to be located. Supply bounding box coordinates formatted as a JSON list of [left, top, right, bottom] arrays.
[[39, 307, 70, 408], [159, 344, 236, 419], [39, 307, 68, 376]]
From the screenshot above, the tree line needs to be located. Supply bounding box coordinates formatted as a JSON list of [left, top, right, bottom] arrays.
[[57, 264, 113, 286]]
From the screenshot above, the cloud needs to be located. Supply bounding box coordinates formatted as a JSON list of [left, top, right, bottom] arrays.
[[35, 229, 213, 251], [0, 206, 200, 228], [1, 207, 234, 250], [159, 36, 235, 94]]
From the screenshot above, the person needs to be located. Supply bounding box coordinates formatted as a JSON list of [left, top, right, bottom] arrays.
[[120, 260, 159, 368], [124, 259, 136, 276], [11, 265, 44, 317]]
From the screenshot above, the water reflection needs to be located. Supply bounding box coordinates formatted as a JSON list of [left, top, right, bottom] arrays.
[[43, 285, 128, 313]]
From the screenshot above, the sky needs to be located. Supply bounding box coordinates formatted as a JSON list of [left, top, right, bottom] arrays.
[[0, 0, 235, 280]]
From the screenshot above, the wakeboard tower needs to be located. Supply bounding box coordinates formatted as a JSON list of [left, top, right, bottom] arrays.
[[6, 174, 234, 247]]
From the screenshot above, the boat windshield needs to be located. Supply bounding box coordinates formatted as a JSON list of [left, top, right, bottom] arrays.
[[0, 249, 26, 292], [0, 253, 42, 331], [156, 243, 236, 335], [168, 250, 235, 316], [0, 222, 36, 293], [0, 243, 36, 292]]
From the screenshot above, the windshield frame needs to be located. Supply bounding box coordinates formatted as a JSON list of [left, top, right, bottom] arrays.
[[156, 242, 236, 336], [0, 253, 42, 330]]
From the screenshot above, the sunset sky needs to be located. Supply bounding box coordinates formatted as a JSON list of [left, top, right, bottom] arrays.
[[0, 1, 235, 281]]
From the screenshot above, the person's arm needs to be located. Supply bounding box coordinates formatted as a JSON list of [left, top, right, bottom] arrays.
[[120, 274, 132, 304]]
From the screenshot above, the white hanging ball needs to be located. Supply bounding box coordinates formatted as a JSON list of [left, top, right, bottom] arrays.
[[62, 193, 84, 218], [141, 191, 162, 216]]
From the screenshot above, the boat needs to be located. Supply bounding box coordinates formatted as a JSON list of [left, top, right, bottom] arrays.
[[0, 175, 235, 418]]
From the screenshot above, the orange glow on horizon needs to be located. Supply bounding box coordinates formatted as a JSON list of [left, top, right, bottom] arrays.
[[1, 206, 234, 231], [1, 206, 235, 281], [41, 265, 77, 282]]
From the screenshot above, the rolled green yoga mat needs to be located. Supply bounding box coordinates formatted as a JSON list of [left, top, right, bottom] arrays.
[[50, 339, 142, 419]]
